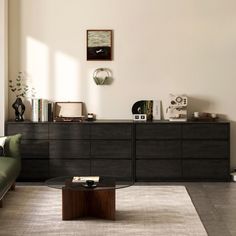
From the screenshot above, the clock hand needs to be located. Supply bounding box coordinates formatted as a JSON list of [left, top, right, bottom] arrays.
[[96, 49, 104, 54]]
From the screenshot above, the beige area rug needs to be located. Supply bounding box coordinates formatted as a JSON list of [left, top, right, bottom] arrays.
[[0, 186, 207, 236]]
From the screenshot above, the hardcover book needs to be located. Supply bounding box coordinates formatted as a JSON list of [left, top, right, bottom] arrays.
[[72, 176, 100, 183]]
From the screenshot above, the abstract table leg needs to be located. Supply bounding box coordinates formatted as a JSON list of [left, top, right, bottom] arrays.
[[62, 188, 115, 220]]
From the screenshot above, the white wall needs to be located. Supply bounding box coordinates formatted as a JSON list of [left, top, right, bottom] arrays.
[[8, 0, 236, 169], [0, 0, 8, 136]]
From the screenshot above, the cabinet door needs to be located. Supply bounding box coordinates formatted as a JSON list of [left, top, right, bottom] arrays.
[[91, 141, 132, 159], [6, 123, 48, 139], [183, 160, 229, 180], [136, 124, 181, 139], [136, 141, 181, 159], [49, 123, 90, 139], [18, 160, 49, 181], [183, 140, 228, 159], [49, 160, 90, 177], [21, 140, 49, 159], [136, 160, 182, 180], [91, 124, 132, 139], [91, 160, 132, 180], [183, 124, 229, 139], [50, 140, 90, 159]]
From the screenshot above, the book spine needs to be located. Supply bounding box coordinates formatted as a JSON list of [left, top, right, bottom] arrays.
[[32, 99, 39, 122], [42, 99, 48, 122], [31, 99, 34, 121], [48, 102, 53, 122], [38, 99, 41, 122]]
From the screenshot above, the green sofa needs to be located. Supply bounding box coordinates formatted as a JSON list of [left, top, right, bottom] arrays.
[[0, 134, 22, 207]]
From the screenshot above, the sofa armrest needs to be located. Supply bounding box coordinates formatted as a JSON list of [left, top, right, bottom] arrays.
[[4, 134, 22, 159]]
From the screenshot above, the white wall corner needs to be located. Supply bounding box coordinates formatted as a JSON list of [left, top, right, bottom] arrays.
[[0, 0, 8, 136]]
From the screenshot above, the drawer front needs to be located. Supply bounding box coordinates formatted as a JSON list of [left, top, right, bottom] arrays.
[[49, 160, 90, 178], [136, 141, 181, 159], [50, 140, 90, 159], [91, 141, 132, 158], [91, 124, 132, 139], [183, 160, 229, 179], [136, 160, 182, 180], [91, 160, 132, 180], [18, 160, 49, 181], [21, 140, 49, 159], [136, 124, 181, 139], [183, 124, 229, 139], [183, 140, 228, 159], [6, 123, 48, 139], [49, 124, 90, 139]]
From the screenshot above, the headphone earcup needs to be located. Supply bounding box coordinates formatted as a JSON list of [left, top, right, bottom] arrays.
[[93, 68, 111, 85]]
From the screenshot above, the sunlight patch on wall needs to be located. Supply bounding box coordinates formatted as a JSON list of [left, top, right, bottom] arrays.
[[54, 51, 80, 101], [86, 68, 102, 117], [26, 37, 49, 99]]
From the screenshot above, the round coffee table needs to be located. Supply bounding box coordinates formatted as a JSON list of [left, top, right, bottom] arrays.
[[46, 176, 133, 220]]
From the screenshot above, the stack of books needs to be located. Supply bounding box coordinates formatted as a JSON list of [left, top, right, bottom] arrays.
[[72, 176, 100, 183], [32, 99, 53, 122]]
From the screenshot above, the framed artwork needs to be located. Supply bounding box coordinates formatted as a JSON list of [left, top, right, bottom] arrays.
[[87, 30, 112, 60], [54, 102, 83, 118]]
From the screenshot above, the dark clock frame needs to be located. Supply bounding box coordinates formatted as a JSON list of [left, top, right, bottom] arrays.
[[87, 29, 113, 61]]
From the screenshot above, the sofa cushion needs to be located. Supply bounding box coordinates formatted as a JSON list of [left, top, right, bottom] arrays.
[[0, 157, 20, 193], [4, 134, 22, 159], [0, 147, 3, 156], [0, 137, 7, 156]]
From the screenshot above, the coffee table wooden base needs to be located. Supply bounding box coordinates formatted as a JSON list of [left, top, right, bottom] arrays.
[[62, 187, 115, 220]]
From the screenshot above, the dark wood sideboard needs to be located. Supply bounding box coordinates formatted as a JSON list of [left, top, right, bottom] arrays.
[[5, 120, 230, 181]]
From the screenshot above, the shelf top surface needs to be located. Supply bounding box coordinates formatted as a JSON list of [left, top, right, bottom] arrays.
[[6, 119, 230, 124]]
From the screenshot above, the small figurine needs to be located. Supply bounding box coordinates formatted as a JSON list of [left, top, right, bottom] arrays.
[[12, 97, 25, 121]]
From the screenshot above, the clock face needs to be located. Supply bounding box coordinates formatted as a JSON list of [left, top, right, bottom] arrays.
[[95, 48, 104, 54], [87, 47, 110, 60], [176, 96, 183, 103]]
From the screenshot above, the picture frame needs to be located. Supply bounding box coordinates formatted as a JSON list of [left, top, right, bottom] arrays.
[[132, 100, 162, 121], [54, 102, 83, 121], [87, 30, 112, 60]]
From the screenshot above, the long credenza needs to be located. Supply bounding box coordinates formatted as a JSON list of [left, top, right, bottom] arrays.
[[5, 120, 230, 181]]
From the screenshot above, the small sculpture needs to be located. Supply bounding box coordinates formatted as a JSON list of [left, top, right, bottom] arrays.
[[9, 72, 36, 122], [12, 97, 25, 121]]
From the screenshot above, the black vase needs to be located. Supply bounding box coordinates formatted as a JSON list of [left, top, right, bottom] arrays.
[[12, 97, 25, 121]]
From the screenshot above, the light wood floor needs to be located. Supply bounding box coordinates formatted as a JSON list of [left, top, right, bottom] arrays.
[[18, 182, 236, 236]]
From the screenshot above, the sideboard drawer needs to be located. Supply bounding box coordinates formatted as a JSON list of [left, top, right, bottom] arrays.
[[136, 160, 182, 180], [136, 140, 181, 159], [21, 140, 49, 159], [49, 160, 90, 177], [183, 124, 229, 139], [50, 140, 90, 159], [18, 160, 49, 181], [183, 160, 229, 180], [91, 124, 132, 139], [91, 140, 132, 159], [91, 160, 132, 180], [7, 123, 48, 139], [183, 140, 228, 159], [49, 124, 90, 139], [136, 124, 181, 139]]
